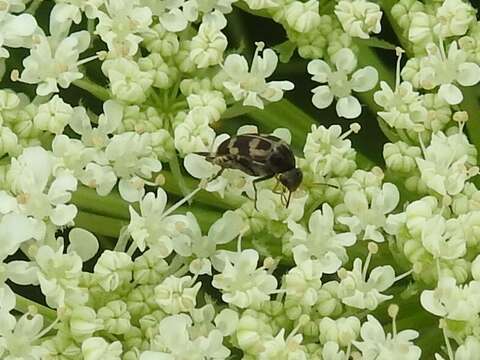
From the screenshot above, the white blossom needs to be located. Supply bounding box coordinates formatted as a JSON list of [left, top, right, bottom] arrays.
[[307, 48, 378, 118], [212, 249, 277, 308], [435, 0, 476, 38], [95, 0, 152, 57], [417, 41, 480, 105], [20, 29, 90, 96], [222, 42, 294, 109], [337, 258, 395, 310], [353, 315, 421, 360], [335, 0, 382, 39], [0, 11, 37, 58]]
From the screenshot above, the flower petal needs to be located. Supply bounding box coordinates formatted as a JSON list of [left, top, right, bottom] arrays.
[[336, 96, 361, 119], [438, 83, 463, 105], [311, 85, 334, 109], [457, 62, 480, 86], [307, 59, 331, 82], [351, 66, 379, 92]]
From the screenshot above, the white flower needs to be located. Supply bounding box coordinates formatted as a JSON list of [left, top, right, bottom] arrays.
[[353, 315, 421, 360], [105, 132, 162, 202], [417, 41, 480, 105], [33, 95, 73, 135], [0, 312, 48, 360], [186, 90, 226, 123], [93, 250, 133, 292], [338, 183, 400, 243], [95, 0, 152, 57], [335, 0, 382, 39], [52, 0, 104, 21], [212, 249, 277, 308], [190, 13, 228, 68], [421, 215, 465, 260], [285, 0, 321, 33], [143, 0, 198, 32], [337, 258, 395, 310], [141, 314, 230, 359], [288, 203, 356, 268], [222, 42, 294, 109], [435, 0, 476, 38], [319, 317, 360, 347], [35, 245, 84, 308], [5, 146, 78, 226], [101, 58, 153, 104], [0, 212, 45, 261], [321, 342, 347, 360], [420, 276, 480, 321], [415, 131, 477, 196], [284, 259, 325, 308], [128, 188, 172, 254], [374, 81, 427, 131], [0, 12, 37, 58], [81, 337, 122, 360], [20, 30, 90, 96], [154, 275, 201, 314], [302, 124, 357, 178], [258, 328, 307, 360], [69, 100, 122, 149], [174, 108, 217, 155], [307, 48, 378, 118]]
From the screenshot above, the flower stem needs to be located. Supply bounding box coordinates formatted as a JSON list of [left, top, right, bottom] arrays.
[[73, 78, 110, 101], [15, 294, 57, 322], [71, 186, 131, 220], [74, 210, 127, 238], [25, 0, 42, 14]]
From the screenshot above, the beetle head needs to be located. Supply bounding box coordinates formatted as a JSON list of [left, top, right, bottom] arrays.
[[278, 168, 303, 192]]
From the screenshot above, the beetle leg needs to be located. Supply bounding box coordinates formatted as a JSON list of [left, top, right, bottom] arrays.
[[286, 191, 292, 208], [253, 174, 275, 211], [208, 167, 225, 182], [272, 177, 282, 194]]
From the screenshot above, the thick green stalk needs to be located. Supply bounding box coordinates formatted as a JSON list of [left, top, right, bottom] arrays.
[[72, 186, 130, 220], [15, 294, 57, 322], [73, 78, 110, 101], [75, 211, 127, 238]]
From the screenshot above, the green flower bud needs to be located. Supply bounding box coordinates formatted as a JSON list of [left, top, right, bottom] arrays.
[[97, 300, 131, 335], [69, 306, 104, 339]]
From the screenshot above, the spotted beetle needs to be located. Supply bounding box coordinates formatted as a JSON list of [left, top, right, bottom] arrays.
[[198, 133, 303, 209]]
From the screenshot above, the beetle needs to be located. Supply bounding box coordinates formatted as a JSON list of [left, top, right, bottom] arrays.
[[197, 133, 303, 209]]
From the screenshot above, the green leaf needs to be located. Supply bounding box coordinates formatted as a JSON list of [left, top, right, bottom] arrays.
[[273, 41, 297, 63]]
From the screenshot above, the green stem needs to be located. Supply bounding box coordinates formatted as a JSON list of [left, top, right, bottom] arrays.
[[460, 86, 480, 180], [15, 294, 57, 322], [73, 78, 110, 101], [379, 0, 411, 55], [71, 186, 131, 220], [74, 210, 127, 238], [168, 154, 191, 201], [25, 0, 42, 14]]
